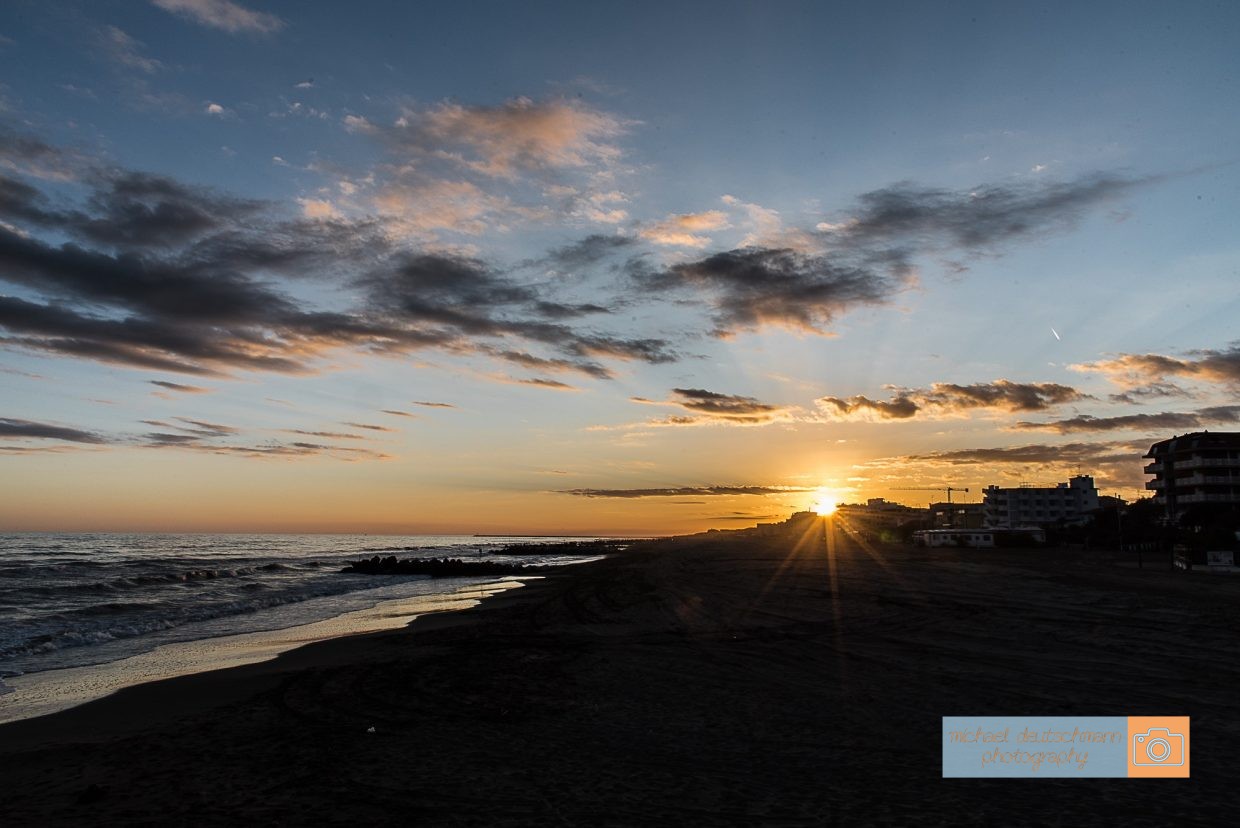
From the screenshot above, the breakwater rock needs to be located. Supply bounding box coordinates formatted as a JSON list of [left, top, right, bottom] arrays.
[[341, 556, 542, 577]]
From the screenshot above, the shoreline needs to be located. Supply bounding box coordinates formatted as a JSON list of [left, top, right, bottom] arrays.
[[3, 532, 1238, 822], [0, 576, 532, 726], [0, 569, 567, 752]]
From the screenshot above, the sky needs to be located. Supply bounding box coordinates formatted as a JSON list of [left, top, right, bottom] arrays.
[[1, 0, 1238, 534]]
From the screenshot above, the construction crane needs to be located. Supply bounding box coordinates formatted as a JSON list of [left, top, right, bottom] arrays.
[[891, 486, 970, 504]]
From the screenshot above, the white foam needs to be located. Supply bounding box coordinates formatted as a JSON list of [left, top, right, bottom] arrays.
[[0, 578, 528, 724]]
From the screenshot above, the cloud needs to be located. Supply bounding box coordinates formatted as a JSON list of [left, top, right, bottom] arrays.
[[142, 436, 389, 460], [903, 441, 1144, 466], [560, 485, 811, 498], [1107, 382, 1192, 404], [541, 233, 636, 271], [1072, 345, 1240, 388], [380, 409, 415, 417], [411, 400, 456, 409], [0, 412, 386, 461], [282, 429, 367, 440], [205, 102, 228, 117], [818, 394, 920, 420], [0, 416, 106, 444], [360, 252, 675, 377], [343, 422, 396, 432], [818, 380, 1087, 420], [639, 210, 730, 248], [824, 173, 1152, 252], [149, 380, 211, 393], [0, 168, 265, 248], [297, 198, 341, 220], [637, 246, 910, 336], [638, 173, 1153, 336], [100, 26, 162, 74], [359, 97, 628, 179], [0, 131, 87, 181], [517, 377, 576, 391], [1013, 406, 1240, 434], [150, 0, 285, 34], [0, 134, 676, 382], [721, 195, 801, 249], [633, 387, 789, 424]]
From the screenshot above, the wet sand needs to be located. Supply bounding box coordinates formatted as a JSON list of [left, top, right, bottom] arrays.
[[2, 521, 1238, 824]]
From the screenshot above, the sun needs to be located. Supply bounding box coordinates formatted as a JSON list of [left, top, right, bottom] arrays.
[[812, 490, 838, 515]]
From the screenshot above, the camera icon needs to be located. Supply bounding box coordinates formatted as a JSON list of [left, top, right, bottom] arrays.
[[1132, 727, 1185, 766]]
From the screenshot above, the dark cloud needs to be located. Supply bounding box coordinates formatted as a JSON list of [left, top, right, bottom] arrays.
[[0, 416, 107, 444], [0, 169, 264, 250], [561, 485, 811, 498], [831, 173, 1149, 251], [411, 400, 455, 409], [150, 380, 210, 393], [281, 429, 367, 440], [639, 247, 905, 336], [669, 388, 783, 422], [819, 380, 1086, 420], [517, 377, 576, 390], [0, 133, 678, 382], [905, 441, 1143, 466], [0, 411, 388, 461], [343, 422, 396, 432], [0, 130, 86, 179], [362, 252, 675, 376], [380, 409, 415, 417], [1074, 345, 1240, 388], [482, 348, 612, 380], [818, 394, 920, 420], [637, 173, 1153, 336], [532, 300, 611, 319], [542, 234, 636, 270], [139, 435, 389, 460], [1108, 382, 1192, 404], [171, 417, 238, 437], [1014, 406, 1240, 434]]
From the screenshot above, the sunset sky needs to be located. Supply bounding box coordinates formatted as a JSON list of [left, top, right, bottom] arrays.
[[1, 1, 1238, 534]]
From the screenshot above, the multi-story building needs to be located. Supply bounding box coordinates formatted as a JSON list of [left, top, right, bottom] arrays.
[[1144, 431, 1240, 520], [982, 475, 1099, 528], [930, 502, 985, 529]]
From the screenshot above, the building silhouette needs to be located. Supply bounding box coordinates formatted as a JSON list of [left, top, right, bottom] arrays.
[[1144, 431, 1240, 520]]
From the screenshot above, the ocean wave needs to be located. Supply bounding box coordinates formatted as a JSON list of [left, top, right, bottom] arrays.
[[1, 562, 302, 599], [0, 574, 426, 661]]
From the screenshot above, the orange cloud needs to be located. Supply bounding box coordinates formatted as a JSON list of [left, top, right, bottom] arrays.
[[639, 210, 730, 247]]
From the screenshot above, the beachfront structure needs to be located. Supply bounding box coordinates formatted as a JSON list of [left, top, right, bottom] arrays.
[[982, 475, 1099, 529], [912, 527, 1046, 548], [750, 510, 821, 537], [1144, 431, 1240, 521], [835, 498, 926, 528], [930, 501, 985, 529]]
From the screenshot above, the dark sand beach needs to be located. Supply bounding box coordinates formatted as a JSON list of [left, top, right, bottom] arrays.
[[2, 521, 1238, 825]]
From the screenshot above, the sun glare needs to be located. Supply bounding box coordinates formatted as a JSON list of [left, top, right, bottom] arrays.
[[812, 491, 838, 515]]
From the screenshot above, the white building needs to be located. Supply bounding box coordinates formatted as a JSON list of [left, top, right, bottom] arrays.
[[982, 475, 1099, 528]]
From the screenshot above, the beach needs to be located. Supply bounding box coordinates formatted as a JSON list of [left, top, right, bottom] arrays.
[[2, 521, 1238, 824]]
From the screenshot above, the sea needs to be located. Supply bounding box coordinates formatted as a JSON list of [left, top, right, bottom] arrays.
[[0, 532, 606, 706]]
